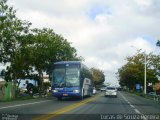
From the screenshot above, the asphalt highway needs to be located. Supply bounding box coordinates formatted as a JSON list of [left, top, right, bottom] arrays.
[[0, 91, 160, 120]]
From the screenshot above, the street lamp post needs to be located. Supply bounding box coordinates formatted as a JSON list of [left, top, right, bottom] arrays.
[[144, 52, 147, 94]]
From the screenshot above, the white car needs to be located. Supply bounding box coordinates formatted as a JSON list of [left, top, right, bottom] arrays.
[[100, 87, 106, 92], [105, 87, 117, 97], [93, 87, 97, 94]]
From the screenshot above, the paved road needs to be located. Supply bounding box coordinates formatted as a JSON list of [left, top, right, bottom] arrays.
[[0, 91, 160, 120]]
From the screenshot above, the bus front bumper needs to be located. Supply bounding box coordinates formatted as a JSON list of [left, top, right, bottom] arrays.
[[53, 92, 81, 98]]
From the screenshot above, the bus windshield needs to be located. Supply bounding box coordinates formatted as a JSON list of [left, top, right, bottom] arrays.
[[53, 65, 65, 87], [66, 65, 80, 87], [53, 64, 80, 87]]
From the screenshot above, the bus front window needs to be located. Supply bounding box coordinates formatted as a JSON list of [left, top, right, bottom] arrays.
[[53, 67, 65, 87], [66, 66, 80, 87]]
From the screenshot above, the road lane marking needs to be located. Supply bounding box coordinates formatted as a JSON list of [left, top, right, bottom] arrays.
[[119, 92, 148, 120], [0, 100, 52, 110], [130, 105, 135, 108], [119, 92, 137, 111], [134, 109, 141, 114], [134, 109, 148, 120], [33, 94, 102, 120]]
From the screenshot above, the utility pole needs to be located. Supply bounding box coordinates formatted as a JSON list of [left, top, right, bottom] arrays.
[[144, 52, 147, 94]]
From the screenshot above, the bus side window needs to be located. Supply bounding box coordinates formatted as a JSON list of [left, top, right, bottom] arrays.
[[80, 69, 83, 78], [80, 70, 84, 86]]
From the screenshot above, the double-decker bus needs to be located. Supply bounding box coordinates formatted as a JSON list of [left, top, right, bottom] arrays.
[[51, 61, 93, 100]]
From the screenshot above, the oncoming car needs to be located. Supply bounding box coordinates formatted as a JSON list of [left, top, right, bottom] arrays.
[[105, 87, 117, 97]]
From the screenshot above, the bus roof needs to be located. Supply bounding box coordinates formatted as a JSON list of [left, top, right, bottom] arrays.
[[53, 61, 89, 70], [54, 61, 81, 65]]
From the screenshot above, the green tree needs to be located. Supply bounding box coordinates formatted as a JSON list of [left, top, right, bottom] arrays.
[[0, 0, 32, 98], [0, 0, 31, 63], [0, 0, 31, 81], [0, 1, 81, 97], [25, 28, 80, 92], [91, 68, 105, 85], [118, 51, 159, 91]]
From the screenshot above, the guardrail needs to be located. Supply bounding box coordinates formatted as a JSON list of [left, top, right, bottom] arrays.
[[153, 95, 160, 101], [146, 93, 160, 101]]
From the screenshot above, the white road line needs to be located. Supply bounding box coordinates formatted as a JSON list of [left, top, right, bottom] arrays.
[[130, 105, 135, 108], [119, 92, 148, 120], [134, 109, 141, 114], [0, 100, 52, 110]]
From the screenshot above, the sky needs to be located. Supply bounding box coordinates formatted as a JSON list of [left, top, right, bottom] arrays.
[[2, 0, 159, 85]]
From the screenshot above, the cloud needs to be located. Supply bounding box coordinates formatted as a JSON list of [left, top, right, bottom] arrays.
[[7, 0, 160, 85]]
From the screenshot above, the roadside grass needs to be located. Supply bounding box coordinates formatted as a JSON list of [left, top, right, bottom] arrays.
[[0, 96, 35, 102], [0, 92, 52, 102]]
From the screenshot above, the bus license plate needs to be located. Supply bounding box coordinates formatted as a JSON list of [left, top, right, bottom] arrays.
[[63, 94, 68, 96]]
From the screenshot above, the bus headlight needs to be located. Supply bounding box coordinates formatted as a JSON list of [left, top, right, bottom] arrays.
[[73, 90, 80, 93], [53, 89, 58, 93]]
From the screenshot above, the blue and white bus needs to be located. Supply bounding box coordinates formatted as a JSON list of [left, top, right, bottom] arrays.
[[51, 61, 93, 100]]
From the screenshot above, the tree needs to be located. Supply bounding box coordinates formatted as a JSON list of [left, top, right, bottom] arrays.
[[0, 0, 31, 81], [91, 68, 105, 85], [0, 1, 81, 97], [26, 28, 80, 92], [0, 0, 31, 63], [118, 63, 144, 90], [117, 51, 160, 91]]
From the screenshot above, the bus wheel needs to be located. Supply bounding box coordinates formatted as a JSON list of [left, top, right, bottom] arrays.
[[57, 97, 62, 100]]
